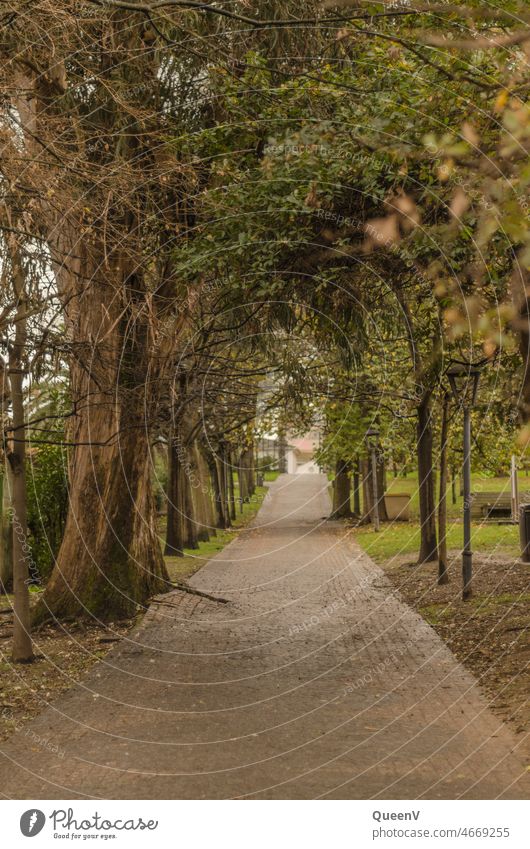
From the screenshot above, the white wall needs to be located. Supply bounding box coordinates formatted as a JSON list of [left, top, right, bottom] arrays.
[[287, 450, 298, 474]]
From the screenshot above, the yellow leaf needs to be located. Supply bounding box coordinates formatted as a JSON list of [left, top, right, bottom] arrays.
[[495, 89, 509, 113]]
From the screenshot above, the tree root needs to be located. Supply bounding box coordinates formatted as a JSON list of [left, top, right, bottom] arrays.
[[153, 582, 230, 605]]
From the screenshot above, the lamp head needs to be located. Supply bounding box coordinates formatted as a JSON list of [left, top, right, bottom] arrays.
[[446, 362, 482, 408]]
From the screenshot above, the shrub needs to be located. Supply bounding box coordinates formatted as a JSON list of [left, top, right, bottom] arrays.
[[26, 443, 69, 583]]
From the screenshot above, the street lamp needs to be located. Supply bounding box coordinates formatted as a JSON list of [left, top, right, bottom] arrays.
[[366, 426, 380, 532], [446, 361, 483, 600]]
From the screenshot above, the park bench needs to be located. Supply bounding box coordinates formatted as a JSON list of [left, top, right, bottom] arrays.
[[470, 490, 530, 520]]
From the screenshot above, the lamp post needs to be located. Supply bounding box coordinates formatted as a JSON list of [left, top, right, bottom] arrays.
[[446, 362, 482, 601], [366, 427, 380, 532]]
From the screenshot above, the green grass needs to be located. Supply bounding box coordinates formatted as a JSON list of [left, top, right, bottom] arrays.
[[418, 603, 452, 625], [163, 483, 270, 583], [468, 591, 530, 611], [354, 520, 520, 563], [418, 592, 530, 626], [382, 471, 530, 520], [1, 584, 44, 609]]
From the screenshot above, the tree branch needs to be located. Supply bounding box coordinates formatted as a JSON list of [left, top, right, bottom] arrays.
[[87, 0, 458, 28]]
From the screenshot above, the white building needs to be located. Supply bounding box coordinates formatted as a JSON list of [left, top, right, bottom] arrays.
[[286, 429, 321, 474]]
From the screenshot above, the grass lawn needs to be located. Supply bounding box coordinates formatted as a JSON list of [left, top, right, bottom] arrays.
[[354, 520, 520, 563], [385, 471, 530, 521]]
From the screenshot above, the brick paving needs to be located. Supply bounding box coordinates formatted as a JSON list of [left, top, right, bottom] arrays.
[[0, 474, 528, 799]]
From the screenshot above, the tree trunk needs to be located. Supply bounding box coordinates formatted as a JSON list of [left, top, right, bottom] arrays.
[[353, 457, 361, 516], [438, 394, 450, 585], [417, 399, 438, 563], [34, 250, 170, 623], [10, 36, 177, 624], [239, 448, 253, 506], [0, 466, 13, 593], [218, 451, 231, 529], [191, 444, 210, 543], [182, 449, 199, 550], [209, 454, 229, 529], [331, 459, 352, 518], [166, 432, 200, 553], [8, 246, 33, 661], [362, 453, 388, 524], [199, 447, 216, 536], [237, 455, 247, 512], [247, 444, 256, 496], [376, 451, 388, 522], [165, 433, 185, 557], [361, 457, 373, 522], [451, 468, 457, 505], [512, 264, 530, 422], [228, 452, 237, 521], [35, 412, 169, 623]]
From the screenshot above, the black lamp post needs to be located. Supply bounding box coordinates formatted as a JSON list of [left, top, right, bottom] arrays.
[[446, 362, 482, 600], [366, 426, 380, 532]]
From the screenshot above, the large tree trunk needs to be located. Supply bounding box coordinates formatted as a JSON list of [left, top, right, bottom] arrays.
[[0, 466, 13, 593], [361, 453, 388, 524], [8, 245, 33, 661], [8, 393, 33, 661], [191, 443, 211, 542], [8, 274, 33, 663], [9, 22, 179, 624], [331, 459, 352, 518], [165, 432, 185, 557], [438, 393, 450, 584], [182, 447, 199, 551], [36, 411, 169, 623], [238, 447, 254, 508], [417, 399, 438, 563], [361, 457, 372, 522], [35, 242, 170, 624]]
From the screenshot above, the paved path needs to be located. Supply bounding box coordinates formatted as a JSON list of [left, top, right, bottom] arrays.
[[0, 474, 528, 799]]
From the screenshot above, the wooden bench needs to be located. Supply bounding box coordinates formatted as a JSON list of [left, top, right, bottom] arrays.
[[470, 491, 530, 520]]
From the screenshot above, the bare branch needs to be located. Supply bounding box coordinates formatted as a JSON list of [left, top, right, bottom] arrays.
[[86, 0, 458, 28]]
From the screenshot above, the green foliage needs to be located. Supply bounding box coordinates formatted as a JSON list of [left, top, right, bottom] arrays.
[[26, 443, 69, 583], [152, 447, 168, 513], [256, 454, 278, 472], [172, 24, 528, 476]]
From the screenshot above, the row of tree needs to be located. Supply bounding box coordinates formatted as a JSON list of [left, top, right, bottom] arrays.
[[0, 2, 528, 663]]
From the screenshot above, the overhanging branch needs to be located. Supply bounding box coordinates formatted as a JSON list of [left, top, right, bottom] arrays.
[[86, 0, 460, 28]]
